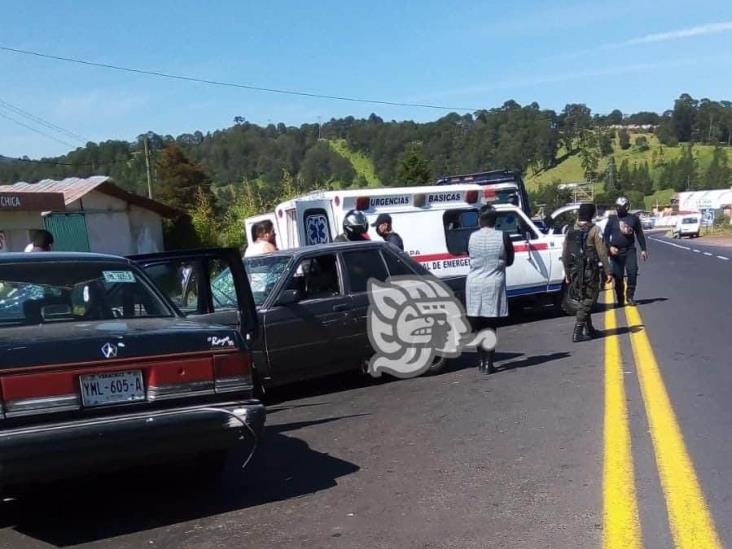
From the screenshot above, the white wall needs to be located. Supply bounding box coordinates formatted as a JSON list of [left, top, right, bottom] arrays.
[[0, 212, 43, 252], [127, 205, 164, 253], [85, 211, 134, 255]]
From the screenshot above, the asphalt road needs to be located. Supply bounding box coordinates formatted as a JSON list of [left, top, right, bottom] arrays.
[[1, 232, 730, 549]]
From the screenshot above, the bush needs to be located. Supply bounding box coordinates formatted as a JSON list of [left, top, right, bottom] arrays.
[[635, 136, 650, 152]]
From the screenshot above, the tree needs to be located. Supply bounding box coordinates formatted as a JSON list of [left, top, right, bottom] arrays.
[[605, 157, 621, 194], [674, 144, 698, 191], [606, 109, 624, 125], [155, 143, 214, 212], [704, 147, 731, 190], [190, 187, 219, 246], [578, 130, 599, 182], [656, 116, 678, 146], [396, 143, 432, 185], [672, 93, 698, 142], [618, 159, 631, 191], [618, 128, 631, 150], [560, 104, 592, 153], [635, 136, 650, 152], [598, 129, 614, 156]]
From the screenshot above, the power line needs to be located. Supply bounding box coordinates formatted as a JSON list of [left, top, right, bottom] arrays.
[[0, 45, 479, 112], [0, 109, 77, 148], [0, 97, 88, 143]]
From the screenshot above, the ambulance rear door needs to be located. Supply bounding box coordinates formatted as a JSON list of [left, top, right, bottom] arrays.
[[295, 198, 337, 246]]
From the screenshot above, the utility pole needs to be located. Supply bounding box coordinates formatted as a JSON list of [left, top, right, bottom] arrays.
[[143, 137, 153, 199]]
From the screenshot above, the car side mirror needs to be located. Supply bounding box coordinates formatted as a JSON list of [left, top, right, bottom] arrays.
[[277, 288, 301, 306]]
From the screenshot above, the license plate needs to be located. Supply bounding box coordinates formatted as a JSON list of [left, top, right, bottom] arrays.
[[80, 370, 145, 407]]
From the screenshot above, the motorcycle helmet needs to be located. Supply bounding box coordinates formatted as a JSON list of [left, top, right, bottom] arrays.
[[343, 209, 369, 239], [615, 196, 630, 215]]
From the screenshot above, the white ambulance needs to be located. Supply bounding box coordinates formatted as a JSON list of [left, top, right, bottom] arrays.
[[245, 184, 569, 304]]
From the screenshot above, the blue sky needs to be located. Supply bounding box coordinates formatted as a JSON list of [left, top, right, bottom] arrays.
[[1, 0, 732, 158]]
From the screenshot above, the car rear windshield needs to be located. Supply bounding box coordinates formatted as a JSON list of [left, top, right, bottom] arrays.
[[682, 217, 698, 224], [0, 261, 172, 326], [244, 255, 292, 306]]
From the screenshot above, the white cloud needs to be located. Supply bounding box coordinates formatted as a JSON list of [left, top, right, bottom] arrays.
[[609, 20, 732, 48]]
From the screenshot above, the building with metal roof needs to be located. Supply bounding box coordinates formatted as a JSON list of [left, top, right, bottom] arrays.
[[0, 176, 178, 255]]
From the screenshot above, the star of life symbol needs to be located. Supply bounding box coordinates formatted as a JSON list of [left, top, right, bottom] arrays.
[[101, 342, 118, 359], [305, 214, 329, 244], [366, 275, 497, 378]]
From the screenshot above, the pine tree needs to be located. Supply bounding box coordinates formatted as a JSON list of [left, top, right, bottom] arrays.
[[396, 143, 432, 185], [156, 143, 214, 212]]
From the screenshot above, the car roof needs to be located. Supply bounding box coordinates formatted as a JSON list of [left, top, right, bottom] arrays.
[[0, 251, 131, 264], [250, 240, 389, 259]]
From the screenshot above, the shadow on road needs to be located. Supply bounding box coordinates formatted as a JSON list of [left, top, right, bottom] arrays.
[[497, 352, 571, 372], [1, 416, 362, 547], [634, 297, 669, 306]]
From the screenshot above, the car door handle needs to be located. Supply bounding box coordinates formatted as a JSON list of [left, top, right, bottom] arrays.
[[332, 304, 350, 312]]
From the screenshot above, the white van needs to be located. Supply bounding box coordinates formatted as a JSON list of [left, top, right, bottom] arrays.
[[246, 184, 568, 303], [673, 214, 701, 239]]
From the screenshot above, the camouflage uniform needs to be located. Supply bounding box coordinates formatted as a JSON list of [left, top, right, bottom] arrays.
[[562, 222, 612, 325]]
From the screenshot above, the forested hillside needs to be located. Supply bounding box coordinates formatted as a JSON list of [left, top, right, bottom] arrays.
[[1, 93, 731, 247]]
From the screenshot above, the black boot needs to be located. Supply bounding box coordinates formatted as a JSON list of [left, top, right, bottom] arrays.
[[477, 350, 486, 373], [573, 323, 591, 342], [485, 350, 496, 374], [584, 316, 601, 338], [626, 288, 636, 306]]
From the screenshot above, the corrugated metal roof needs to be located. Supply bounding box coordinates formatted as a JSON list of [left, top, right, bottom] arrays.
[[0, 176, 178, 217], [0, 176, 111, 206]]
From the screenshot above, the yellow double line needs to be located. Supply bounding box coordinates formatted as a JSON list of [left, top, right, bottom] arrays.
[[603, 292, 721, 548]]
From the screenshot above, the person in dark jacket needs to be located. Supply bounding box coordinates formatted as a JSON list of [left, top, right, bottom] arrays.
[[465, 205, 515, 374], [372, 213, 404, 251], [562, 203, 613, 342], [603, 197, 648, 306]]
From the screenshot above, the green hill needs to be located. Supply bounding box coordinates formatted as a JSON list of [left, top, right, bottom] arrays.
[[526, 133, 719, 192], [328, 138, 382, 188]]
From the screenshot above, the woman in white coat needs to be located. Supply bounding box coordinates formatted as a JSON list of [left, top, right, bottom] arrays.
[[465, 206, 514, 374]]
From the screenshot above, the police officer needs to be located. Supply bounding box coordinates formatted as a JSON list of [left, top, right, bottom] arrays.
[[562, 203, 613, 342], [335, 209, 369, 242], [603, 197, 648, 306], [371, 213, 404, 250]]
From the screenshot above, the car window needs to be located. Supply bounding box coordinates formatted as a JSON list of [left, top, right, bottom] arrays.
[[343, 250, 389, 293], [443, 208, 479, 255], [382, 248, 416, 276], [495, 211, 537, 241], [209, 259, 238, 311], [0, 261, 171, 325], [244, 255, 291, 306], [145, 260, 202, 314], [286, 254, 341, 300]]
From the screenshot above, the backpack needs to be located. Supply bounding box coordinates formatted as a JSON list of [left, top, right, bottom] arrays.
[[565, 225, 596, 269]]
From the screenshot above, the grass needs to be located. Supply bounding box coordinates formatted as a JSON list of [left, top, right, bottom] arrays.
[[328, 138, 382, 188], [525, 133, 722, 192]]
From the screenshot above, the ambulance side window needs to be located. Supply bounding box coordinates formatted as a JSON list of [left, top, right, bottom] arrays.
[[443, 209, 479, 255], [303, 208, 332, 245]]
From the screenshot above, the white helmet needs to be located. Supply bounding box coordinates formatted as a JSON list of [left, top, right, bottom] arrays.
[[615, 196, 630, 209]]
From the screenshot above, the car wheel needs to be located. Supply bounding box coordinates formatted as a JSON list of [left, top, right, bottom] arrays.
[[426, 356, 447, 375]]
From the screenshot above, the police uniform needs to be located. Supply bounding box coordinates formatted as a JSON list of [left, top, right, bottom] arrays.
[[562, 205, 612, 342]]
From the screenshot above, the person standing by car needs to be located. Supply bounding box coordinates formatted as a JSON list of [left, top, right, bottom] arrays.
[[245, 220, 278, 257], [24, 229, 54, 252], [563, 203, 613, 342], [335, 209, 370, 242], [371, 213, 404, 251], [603, 197, 648, 306], [466, 205, 514, 374]]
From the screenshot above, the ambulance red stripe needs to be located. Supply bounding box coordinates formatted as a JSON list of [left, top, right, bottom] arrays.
[[413, 242, 548, 263]]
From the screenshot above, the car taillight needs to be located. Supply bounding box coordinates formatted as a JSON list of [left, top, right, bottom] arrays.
[[465, 190, 478, 204], [214, 352, 252, 394], [356, 196, 369, 210]]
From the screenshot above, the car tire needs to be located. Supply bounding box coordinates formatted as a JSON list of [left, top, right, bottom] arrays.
[[426, 356, 448, 375]]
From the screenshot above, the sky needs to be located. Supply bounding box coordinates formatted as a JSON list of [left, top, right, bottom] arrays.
[[1, 0, 732, 158]]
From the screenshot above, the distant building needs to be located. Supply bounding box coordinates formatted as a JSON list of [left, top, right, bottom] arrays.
[[0, 176, 177, 254]]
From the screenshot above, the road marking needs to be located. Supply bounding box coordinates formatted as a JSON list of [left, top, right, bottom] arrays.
[[717, 256, 730, 261], [649, 237, 690, 250], [693, 249, 701, 253], [624, 305, 722, 549], [703, 252, 713, 257], [603, 292, 642, 549]]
